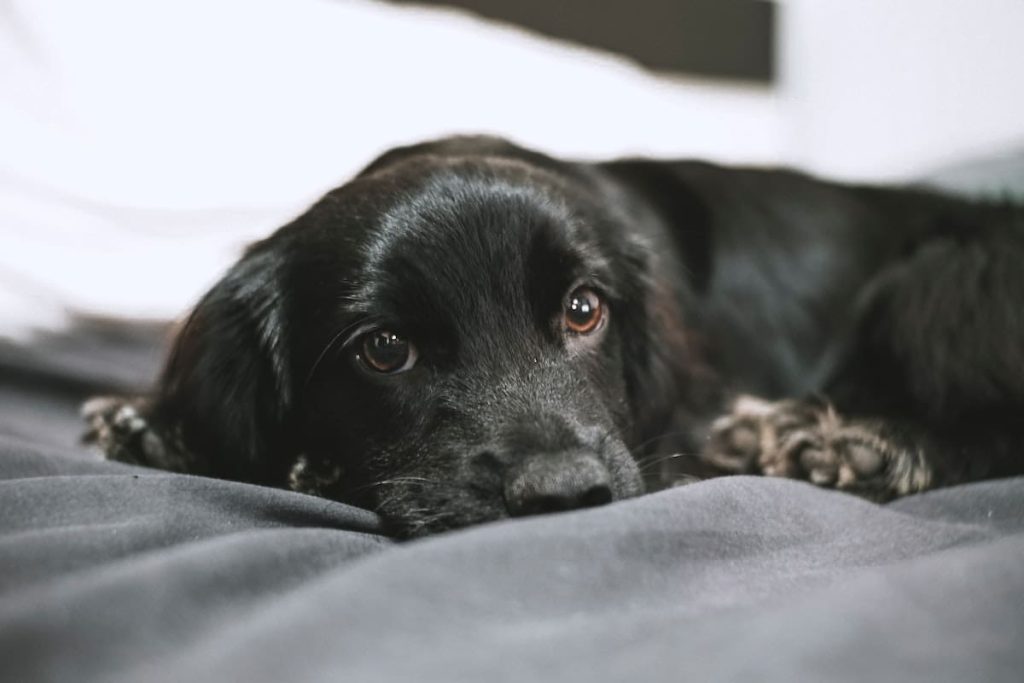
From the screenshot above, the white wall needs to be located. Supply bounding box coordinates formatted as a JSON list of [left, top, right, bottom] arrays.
[[0, 0, 784, 212], [0, 0, 782, 336], [2, 0, 1024, 337], [779, 0, 1024, 181]]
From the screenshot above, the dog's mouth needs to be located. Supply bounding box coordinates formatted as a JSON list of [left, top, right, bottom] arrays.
[[365, 438, 644, 538]]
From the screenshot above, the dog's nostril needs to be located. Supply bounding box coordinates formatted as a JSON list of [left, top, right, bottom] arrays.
[[504, 453, 613, 518]]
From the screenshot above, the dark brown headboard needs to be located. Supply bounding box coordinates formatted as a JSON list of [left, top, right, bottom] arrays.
[[386, 0, 776, 83]]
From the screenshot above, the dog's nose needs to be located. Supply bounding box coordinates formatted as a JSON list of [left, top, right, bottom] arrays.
[[503, 452, 613, 517]]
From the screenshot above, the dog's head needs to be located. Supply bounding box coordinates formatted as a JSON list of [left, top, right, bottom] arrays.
[[149, 137, 706, 536]]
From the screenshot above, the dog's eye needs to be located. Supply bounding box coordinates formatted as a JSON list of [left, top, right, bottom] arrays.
[[564, 287, 604, 335], [358, 329, 418, 374]]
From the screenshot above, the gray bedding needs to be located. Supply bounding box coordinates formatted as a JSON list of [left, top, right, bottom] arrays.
[[1, 320, 1023, 682]]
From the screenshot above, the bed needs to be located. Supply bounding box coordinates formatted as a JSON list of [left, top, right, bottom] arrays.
[[2, 305, 1024, 683]]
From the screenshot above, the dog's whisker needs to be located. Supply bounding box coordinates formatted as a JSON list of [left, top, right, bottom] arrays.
[[637, 451, 694, 473], [630, 429, 698, 454], [364, 475, 470, 507], [373, 476, 437, 486]]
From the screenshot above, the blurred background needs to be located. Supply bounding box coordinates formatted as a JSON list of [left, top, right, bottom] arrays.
[[2, 0, 1024, 340]]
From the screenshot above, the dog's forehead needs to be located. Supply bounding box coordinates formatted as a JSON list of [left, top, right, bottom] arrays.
[[348, 169, 611, 320]]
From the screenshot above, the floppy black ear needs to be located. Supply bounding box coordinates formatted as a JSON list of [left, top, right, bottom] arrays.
[[597, 160, 722, 450], [150, 246, 294, 485]]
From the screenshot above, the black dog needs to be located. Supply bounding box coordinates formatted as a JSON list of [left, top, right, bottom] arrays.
[[84, 136, 1024, 537]]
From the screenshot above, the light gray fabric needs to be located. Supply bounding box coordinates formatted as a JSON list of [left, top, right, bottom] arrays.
[[1, 442, 1022, 683], [1, 313, 1022, 683]]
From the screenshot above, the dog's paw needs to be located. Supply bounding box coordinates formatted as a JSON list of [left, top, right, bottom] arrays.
[[702, 396, 819, 476], [82, 397, 159, 461], [81, 396, 190, 471], [288, 453, 345, 497], [702, 396, 932, 500]]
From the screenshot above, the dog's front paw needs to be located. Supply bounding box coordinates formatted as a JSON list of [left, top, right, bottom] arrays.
[[702, 396, 819, 476], [82, 397, 158, 462], [81, 396, 190, 472], [288, 453, 345, 497], [702, 396, 932, 500]]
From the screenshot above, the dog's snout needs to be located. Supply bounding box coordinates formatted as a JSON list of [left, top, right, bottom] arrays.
[[504, 452, 613, 517]]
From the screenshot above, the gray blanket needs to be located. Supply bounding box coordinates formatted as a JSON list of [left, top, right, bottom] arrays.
[[1, 321, 1023, 682]]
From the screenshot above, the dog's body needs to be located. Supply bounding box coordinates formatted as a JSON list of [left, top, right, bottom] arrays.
[[84, 137, 1024, 536]]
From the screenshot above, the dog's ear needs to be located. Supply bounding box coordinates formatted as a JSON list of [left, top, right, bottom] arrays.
[[152, 246, 294, 484], [599, 160, 721, 447]]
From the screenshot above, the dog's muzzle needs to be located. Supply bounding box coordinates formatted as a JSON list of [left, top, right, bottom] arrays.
[[502, 450, 613, 517]]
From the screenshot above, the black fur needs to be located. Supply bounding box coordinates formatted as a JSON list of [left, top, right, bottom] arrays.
[[83, 136, 1024, 537]]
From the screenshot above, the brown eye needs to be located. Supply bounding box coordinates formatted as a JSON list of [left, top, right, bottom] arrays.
[[359, 329, 418, 373], [564, 287, 604, 335]]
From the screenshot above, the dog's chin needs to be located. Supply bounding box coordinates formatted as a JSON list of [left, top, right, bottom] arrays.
[[375, 458, 645, 539], [378, 494, 508, 539]]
